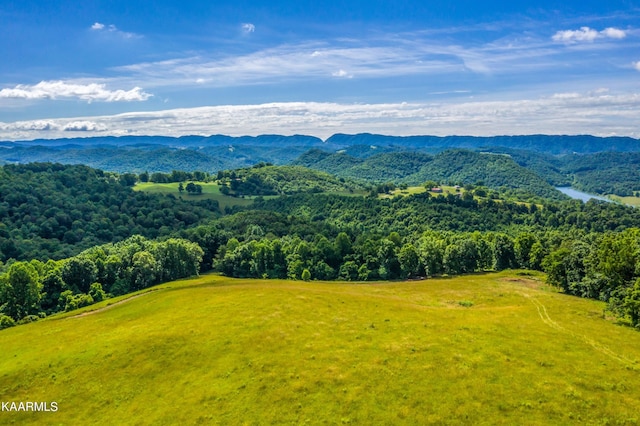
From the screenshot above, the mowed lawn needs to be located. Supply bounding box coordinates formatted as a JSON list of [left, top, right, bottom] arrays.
[[1, 272, 640, 425]]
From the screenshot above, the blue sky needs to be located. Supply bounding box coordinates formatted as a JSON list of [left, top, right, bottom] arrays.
[[1, 0, 639, 140]]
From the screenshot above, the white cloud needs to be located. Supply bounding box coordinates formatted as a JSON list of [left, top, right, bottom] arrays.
[[90, 22, 138, 39], [552, 26, 627, 43], [116, 42, 462, 88], [634, 61, 640, 72], [2, 92, 640, 141], [332, 69, 352, 78], [0, 81, 152, 102], [601, 27, 627, 39], [552, 27, 599, 42], [63, 121, 107, 132], [242, 23, 255, 33]]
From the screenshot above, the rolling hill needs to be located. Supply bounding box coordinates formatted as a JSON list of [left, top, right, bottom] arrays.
[[1, 272, 639, 425], [222, 164, 365, 196], [295, 149, 564, 200]]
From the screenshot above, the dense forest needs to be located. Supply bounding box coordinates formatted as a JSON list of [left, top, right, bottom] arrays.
[[2, 156, 640, 330], [0, 163, 218, 261], [218, 164, 364, 196]]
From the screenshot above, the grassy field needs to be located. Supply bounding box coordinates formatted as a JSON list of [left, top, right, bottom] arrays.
[[609, 194, 640, 207], [380, 185, 463, 199], [135, 182, 367, 211], [134, 182, 255, 210], [1, 271, 640, 425]]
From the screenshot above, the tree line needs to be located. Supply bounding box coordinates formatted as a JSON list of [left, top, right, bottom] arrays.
[[0, 236, 203, 328]]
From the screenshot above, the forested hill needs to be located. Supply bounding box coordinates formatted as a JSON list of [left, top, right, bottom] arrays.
[[292, 150, 433, 182], [0, 135, 327, 173], [1, 133, 639, 174], [406, 150, 564, 200], [325, 133, 640, 154], [220, 164, 364, 196], [0, 163, 218, 262], [294, 149, 564, 200]]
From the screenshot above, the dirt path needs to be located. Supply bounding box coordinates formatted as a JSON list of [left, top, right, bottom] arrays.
[[523, 292, 636, 368], [68, 290, 157, 318]]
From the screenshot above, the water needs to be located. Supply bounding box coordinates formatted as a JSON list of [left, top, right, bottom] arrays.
[[555, 187, 612, 203]]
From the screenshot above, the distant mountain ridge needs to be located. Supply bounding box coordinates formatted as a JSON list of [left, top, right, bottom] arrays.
[[325, 133, 640, 154], [0, 133, 638, 175]]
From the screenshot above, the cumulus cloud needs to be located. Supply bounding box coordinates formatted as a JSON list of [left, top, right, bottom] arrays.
[[241, 23, 255, 33], [552, 26, 627, 43], [63, 121, 107, 132], [0, 81, 152, 102], [91, 22, 105, 30], [601, 27, 627, 39]]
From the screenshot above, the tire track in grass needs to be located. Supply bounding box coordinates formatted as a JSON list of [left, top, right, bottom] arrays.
[[522, 292, 637, 369]]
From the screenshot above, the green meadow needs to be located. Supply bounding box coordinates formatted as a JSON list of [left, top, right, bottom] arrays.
[[1, 271, 640, 425], [134, 182, 255, 210], [609, 194, 640, 207]]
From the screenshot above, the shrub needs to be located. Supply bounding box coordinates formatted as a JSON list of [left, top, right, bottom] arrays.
[[301, 269, 311, 281], [17, 315, 40, 325], [0, 314, 15, 330]]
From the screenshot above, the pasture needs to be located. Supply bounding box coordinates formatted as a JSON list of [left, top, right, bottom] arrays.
[[1, 271, 639, 425], [134, 181, 254, 210]]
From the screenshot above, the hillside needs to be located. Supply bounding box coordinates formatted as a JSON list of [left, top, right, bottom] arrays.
[[560, 152, 640, 196], [294, 149, 563, 200], [293, 150, 432, 183], [1, 272, 639, 425], [405, 150, 565, 200], [221, 164, 365, 196], [0, 163, 218, 262]]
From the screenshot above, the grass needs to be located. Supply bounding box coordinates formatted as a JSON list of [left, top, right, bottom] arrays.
[[1, 271, 640, 425], [609, 194, 640, 207], [135, 182, 367, 211], [380, 185, 463, 199], [134, 182, 255, 210]]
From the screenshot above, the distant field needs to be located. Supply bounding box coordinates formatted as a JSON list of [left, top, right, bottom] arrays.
[[1, 271, 639, 425], [609, 194, 640, 207], [381, 185, 463, 199], [135, 182, 367, 211], [134, 181, 255, 210]]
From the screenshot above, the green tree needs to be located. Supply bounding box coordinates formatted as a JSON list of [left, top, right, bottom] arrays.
[[493, 234, 516, 271], [130, 251, 158, 290], [622, 279, 640, 327], [89, 283, 107, 302], [0, 262, 43, 320], [399, 243, 420, 278], [338, 261, 359, 281], [335, 232, 353, 259], [515, 232, 537, 269], [61, 257, 98, 294]]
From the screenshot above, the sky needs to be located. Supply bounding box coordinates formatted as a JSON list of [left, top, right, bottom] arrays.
[[1, 0, 639, 141]]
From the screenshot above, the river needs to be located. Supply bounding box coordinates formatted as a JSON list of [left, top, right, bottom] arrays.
[[555, 187, 612, 203]]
